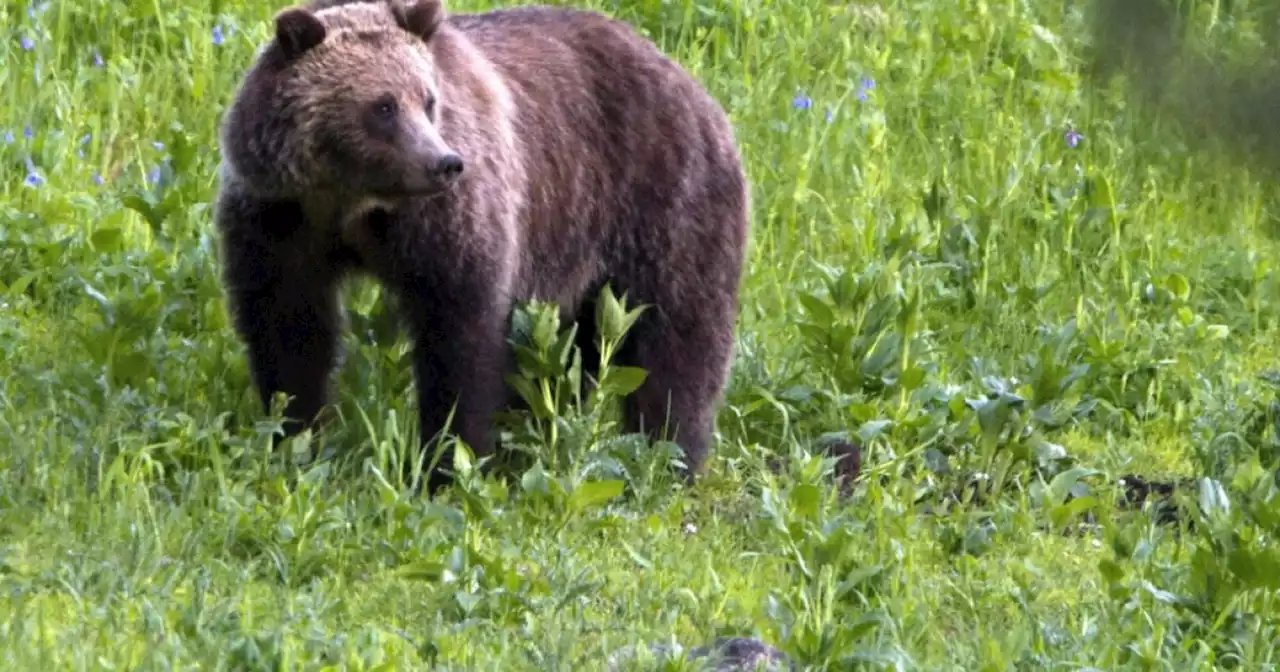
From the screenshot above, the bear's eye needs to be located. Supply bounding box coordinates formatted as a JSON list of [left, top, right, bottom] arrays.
[[372, 95, 398, 120], [424, 96, 437, 117]]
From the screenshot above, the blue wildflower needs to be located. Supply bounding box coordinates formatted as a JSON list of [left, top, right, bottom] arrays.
[[93, 172, 104, 186], [152, 141, 165, 151], [212, 25, 225, 46], [1065, 128, 1083, 149], [855, 76, 876, 102], [20, 35, 34, 51], [23, 126, 33, 140], [23, 156, 43, 188], [2, 130, 13, 144], [792, 91, 812, 110], [78, 133, 91, 158], [824, 108, 834, 123], [149, 165, 161, 184], [93, 49, 104, 67]]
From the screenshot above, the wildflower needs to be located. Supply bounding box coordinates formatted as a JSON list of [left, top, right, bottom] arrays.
[[20, 35, 34, 51], [23, 156, 43, 188], [2, 130, 13, 144], [824, 108, 835, 123], [93, 172, 104, 186], [1065, 128, 1083, 149], [78, 133, 90, 158], [152, 141, 165, 151], [93, 49, 104, 67], [792, 91, 812, 110], [149, 165, 161, 184], [212, 25, 225, 46], [23, 126, 33, 140], [856, 76, 875, 102]]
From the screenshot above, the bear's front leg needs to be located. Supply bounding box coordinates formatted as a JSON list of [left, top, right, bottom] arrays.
[[397, 278, 511, 495], [217, 193, 346, 441]]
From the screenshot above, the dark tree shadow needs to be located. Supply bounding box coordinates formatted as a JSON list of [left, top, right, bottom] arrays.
[[1082, 0, 1280, 186]]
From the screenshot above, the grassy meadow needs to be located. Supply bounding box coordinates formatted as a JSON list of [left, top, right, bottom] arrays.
[[6, 0, 1280, 667]]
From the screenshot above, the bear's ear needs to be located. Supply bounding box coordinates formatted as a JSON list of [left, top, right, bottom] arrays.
[[394, 0, 446, 42], [274, 8, 327, 59]]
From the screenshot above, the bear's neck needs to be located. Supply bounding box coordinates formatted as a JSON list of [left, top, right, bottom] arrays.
[[301, 192, 393, 234]]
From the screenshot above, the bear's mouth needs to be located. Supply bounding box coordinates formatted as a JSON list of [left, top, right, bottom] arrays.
[[375, 180, 457, 201]]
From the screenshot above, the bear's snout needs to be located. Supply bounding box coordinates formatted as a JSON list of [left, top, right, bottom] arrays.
[[433, 153, 464, 179]]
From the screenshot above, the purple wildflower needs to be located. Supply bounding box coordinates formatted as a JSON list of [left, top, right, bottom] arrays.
[[2, 130, 13, 144], [23, 126, 33, 140], [855, 76, 875, 102], [23, 156, 43, 188], [824, 108, 834, 123], [149, 165, 161, 184], [1065, 128, 1083, 149], [20, 35, 34, 51], [93, 172, 104, 186], [212, 25, 225, 46], [152, 141, 165, 151], [93, 49, 104, 67], [792, 91, 812, 110], [78, 133, 91, 158]]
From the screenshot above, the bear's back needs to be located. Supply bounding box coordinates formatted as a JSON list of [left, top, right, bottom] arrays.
[[446, 5, 619, 37], [443, 5, 681, 85]]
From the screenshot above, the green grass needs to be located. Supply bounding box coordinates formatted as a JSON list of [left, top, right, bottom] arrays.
[[5, 0, 1280, 668]]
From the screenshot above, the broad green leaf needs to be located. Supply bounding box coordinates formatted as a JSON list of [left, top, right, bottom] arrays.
[[1047, 467, 1102, 506], [790, 483, 822, 519], [598, 366, 648, 398], [568, 480, 625, 513], [1164, 273, 1190, 302], [1198, 477, 1231, 518], [395, 560, 444, 581], [797, 292, 833, 327], [90, 227, 124, 252], [1050, 495, 1097, 529]]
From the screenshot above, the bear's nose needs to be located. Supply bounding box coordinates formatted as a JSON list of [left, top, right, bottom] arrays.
[[435, 154, 464, 178]]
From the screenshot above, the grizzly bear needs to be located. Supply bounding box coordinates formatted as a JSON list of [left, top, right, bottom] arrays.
[[214, 0, 750, 494]]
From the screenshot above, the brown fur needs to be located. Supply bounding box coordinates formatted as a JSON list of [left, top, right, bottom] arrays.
[[215, 0, 750, 494]]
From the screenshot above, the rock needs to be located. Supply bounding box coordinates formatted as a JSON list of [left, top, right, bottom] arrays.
[[607, 636, 794, 671]]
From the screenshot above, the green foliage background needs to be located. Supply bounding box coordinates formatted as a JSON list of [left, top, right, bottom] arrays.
[[4, 0, 1280, 667]]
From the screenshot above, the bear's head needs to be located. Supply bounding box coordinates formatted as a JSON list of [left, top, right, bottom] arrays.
[[220, 0, 462, 204]]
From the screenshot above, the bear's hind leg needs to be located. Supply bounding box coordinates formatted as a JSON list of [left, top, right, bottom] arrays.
[[618, 302, 735, 479]]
